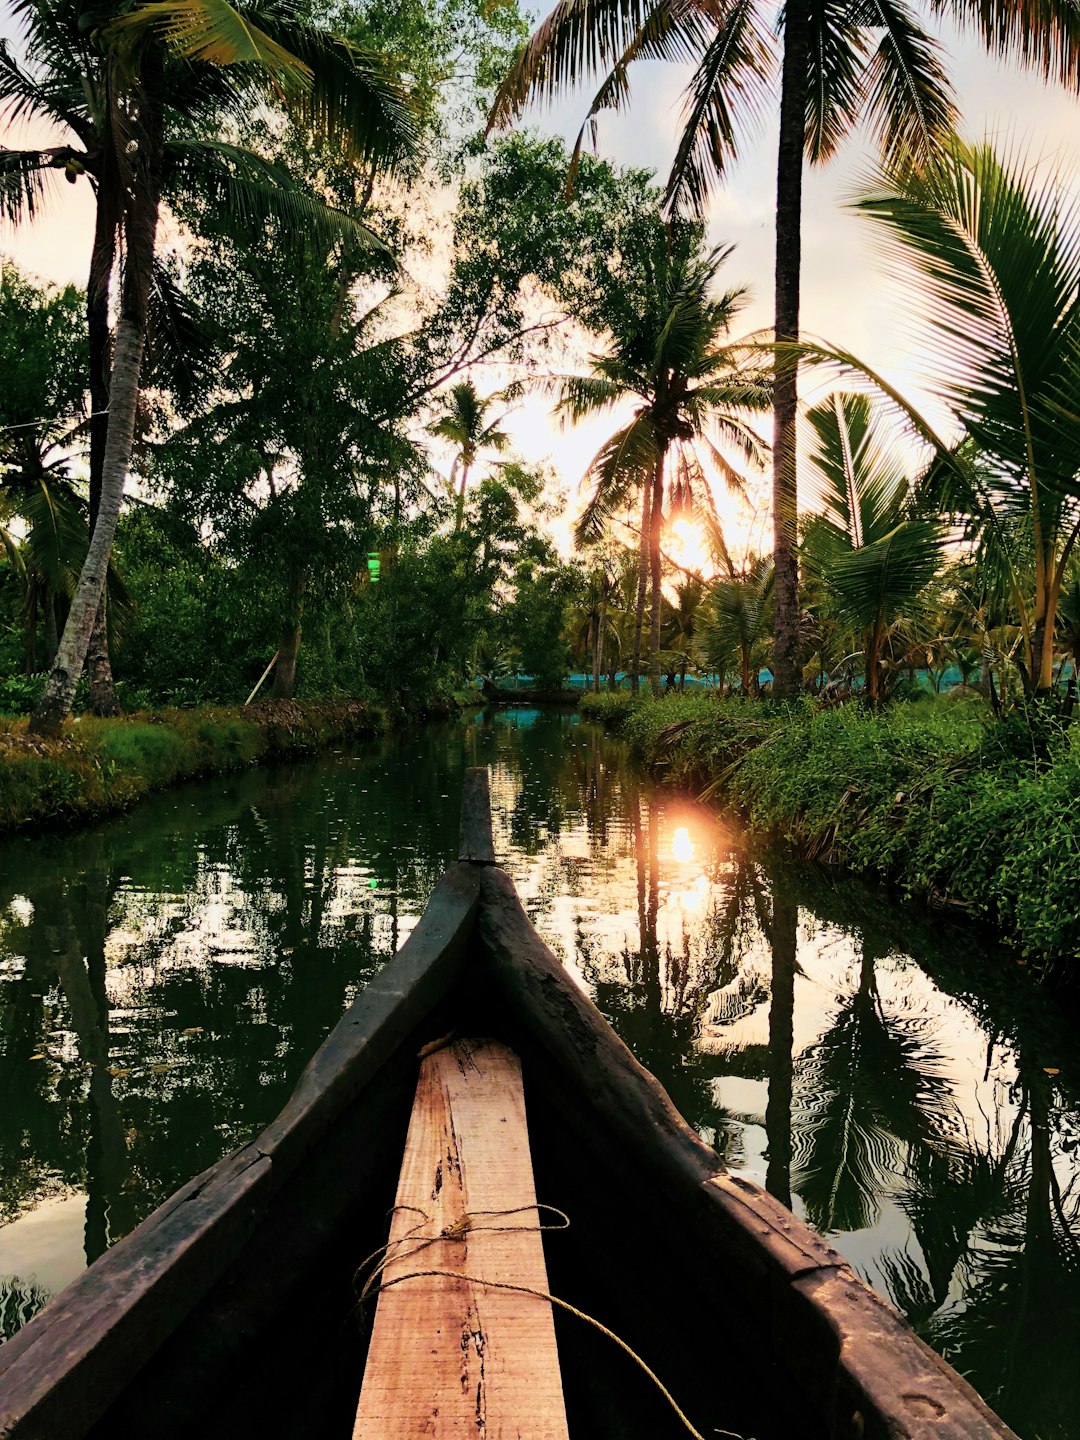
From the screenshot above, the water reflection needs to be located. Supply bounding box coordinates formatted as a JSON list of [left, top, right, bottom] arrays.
[[0, 710, 1078, 1437]]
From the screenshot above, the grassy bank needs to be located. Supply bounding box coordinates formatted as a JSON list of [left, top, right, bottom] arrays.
[[0, 699, 385, 832], [581, 690, 1080, 964]]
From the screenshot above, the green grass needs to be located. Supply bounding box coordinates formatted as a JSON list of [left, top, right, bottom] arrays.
[[581, 689, 1080, 963], [0, 699, 383, 832]]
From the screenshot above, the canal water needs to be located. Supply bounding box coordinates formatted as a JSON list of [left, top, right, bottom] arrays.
[[0, 710, 1077, 1437]]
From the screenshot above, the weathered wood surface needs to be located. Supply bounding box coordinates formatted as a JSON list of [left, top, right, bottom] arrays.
[[354, 1038, 568, 1440], [0, 864, 482, 1440], [458, 766, 496, 864], [477, 864, 1018, 1440]]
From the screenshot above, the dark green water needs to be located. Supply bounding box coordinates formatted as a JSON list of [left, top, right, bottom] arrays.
[[1, 709, 1078, 1437]]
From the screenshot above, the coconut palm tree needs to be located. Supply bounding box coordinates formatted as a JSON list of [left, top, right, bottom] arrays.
[[1, 0, 418, 732], [427, 381, 512, 533], [700, 554, 773, 694], [489, 0, 1080, 699], [564, 231, 770, 693], [800, 393, 945, 705], [801, 142, 1080, 704]]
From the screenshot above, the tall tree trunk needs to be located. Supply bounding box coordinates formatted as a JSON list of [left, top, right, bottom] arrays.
[[648, 455, 665, 697], [771, 2, 812, 699], [271, 568, 306, 700], [85, 157, 121, 717], [454, 460, 471, 535], [23, 590, 38, 674], [87, 598, 121, 715], [30, 56, 163, 735], [593, 592, 605, 693], [630, 481, 652, 692]]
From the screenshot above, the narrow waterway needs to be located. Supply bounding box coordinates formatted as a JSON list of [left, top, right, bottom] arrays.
[[1, 709, 1077, 1437]]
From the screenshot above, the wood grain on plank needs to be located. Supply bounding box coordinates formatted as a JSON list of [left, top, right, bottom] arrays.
[[354, 1038, 568, 1440]]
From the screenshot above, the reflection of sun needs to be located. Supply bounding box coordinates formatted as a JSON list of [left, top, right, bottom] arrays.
[[672, 826, 694, 864]]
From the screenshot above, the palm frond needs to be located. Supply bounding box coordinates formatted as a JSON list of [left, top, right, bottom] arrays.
[[248, 14, 419, 167], [0, 38, 86, 136], [487, 0, 661, 131], [556, 373, 626, 423], [804, 0, 867, 165], [164, 137, 389, 253], [822, 518, 945, 630], [0, 147, 61, 224], [110, 0, 312, 90], [929, 0, 1080, 87], [663, 0, 774, 217], [853, 0, 957, 169]]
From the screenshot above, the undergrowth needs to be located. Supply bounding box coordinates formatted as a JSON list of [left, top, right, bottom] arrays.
[[0, 699, 383, 831]]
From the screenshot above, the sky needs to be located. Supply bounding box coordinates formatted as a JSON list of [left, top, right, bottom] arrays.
[[3, 8, 1080, 567]]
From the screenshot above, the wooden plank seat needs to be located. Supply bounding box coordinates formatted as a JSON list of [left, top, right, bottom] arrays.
[[353, 1037, 570, 1440]]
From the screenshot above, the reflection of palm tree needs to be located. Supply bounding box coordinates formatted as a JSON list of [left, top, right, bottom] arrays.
[[0, 1275, 50, 1344], [792, 941, 954, 1234], [765, 894, 796, 1209], [44, 875, 133, 1262], [914, 1062, 1080, 1439]]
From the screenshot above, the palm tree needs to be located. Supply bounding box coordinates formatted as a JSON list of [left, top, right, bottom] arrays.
[[2, 0, 418, 732], [700, 554, 773, 694], [427, 380, 511, 533], [664, 574, 706, 689], [564, 231, 770, 693], [802, 142, 1080, 703], [489, 0, 1080, 699], [800, 393, 945, 705]]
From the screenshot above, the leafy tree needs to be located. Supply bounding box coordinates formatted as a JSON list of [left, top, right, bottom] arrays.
[[564, 228, 769, 693], [0, 265, 88, 671], [804, 142, 1080, 704], [2, 0, 418, 731], [144, 201, 426, 699], [801, 394, 945, 705]]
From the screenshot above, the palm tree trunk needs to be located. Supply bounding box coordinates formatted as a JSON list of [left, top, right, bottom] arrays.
[[593, 593, 605, 692], [771, 0, 812, 700], [454, 460, 471, 535], [87, 598, 121, 715], [271, 568, 306, 699], [630, 480, 653, 692], [30, 54, 163, 735], [85, 193, 121, 717], [31, 318, 147, 732], [648, 456, 665, 697]]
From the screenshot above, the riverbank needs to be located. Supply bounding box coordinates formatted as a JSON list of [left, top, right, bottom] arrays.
[[0, 699, 389, 832], [580, 690, 1080, 966]]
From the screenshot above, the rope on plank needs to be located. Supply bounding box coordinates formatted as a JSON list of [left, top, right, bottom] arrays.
[[352, 1204, 753, 1440]]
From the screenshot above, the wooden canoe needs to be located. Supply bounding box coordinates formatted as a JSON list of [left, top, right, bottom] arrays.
[[0, 769, 1016, 1440]]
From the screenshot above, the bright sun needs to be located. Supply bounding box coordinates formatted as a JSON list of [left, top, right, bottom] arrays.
[[665, 518, 712, 575]]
